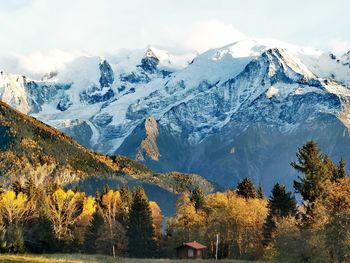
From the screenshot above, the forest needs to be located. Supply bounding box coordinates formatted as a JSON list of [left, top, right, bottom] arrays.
[[0, 140, 349, 263]]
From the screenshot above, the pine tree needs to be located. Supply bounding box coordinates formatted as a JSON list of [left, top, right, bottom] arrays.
[[84, 209, 105, 254], [190, 186, 205, 212], [263, 183, 296, 245], [237, 177, 257, 198], [257, 183, 264, 199], [24, 216, 57, 253], [127, 187, 156, 258], [292, 141, 333, 203], [335, 158, 347, 180], [119, 186, 133, 228]]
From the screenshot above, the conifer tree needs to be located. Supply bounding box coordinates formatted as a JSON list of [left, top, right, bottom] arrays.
[[190, 186, 205, 212], [292, 141, 333, 203], [127, 187, 156, 258], [335, 158, 347, 180], [263, 183, 296, 245], [24, 216, 57, 253], [84, 209, 105, 254], [237, 177, 257, 198]]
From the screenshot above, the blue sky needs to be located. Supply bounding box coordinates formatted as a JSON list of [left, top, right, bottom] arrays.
[[0, 0, 349, 56]]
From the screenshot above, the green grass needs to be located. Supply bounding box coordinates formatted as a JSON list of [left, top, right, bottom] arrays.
[[0, 254, 268, 263]]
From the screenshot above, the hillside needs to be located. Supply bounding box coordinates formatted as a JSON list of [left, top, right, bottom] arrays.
[[0, 100, 218, 215]]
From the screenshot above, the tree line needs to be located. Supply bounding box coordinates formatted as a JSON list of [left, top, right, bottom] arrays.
[[0, 140, 349, 262], [165, 140, 350, 262], [0, 181, 161, 258]]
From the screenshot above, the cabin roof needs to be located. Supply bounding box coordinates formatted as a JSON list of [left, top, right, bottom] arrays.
[[176, 241, 207, 250]]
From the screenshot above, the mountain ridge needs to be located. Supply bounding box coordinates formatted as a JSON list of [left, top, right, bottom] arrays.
[[0, 100, 218, 215], [1, 38, 350, 190]]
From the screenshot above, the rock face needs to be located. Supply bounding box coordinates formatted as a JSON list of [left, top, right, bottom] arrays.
[[1, 40, 350, 190], [136, 116, 160, 161]]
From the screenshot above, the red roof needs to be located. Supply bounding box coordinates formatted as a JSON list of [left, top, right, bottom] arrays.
[[179, 241, 207, 250]]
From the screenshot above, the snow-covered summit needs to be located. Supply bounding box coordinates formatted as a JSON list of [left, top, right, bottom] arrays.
[[1, 37, 350, 155], [2, 37, 350, 188]]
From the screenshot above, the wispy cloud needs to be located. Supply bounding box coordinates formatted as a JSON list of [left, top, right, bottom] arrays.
[[144, 19, 247, 53], [329, 39, 350, 55]]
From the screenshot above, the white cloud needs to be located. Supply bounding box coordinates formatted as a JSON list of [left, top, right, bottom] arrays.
[[0, 49, 86, 79], [184, 20, 247, 53], [329, 39, 350, 55], [144, 20, 247, 54], [17, 50, 81, 76]]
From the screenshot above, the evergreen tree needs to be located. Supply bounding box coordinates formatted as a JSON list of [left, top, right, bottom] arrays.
[[119, 186, 132, 228], [292, 141, 333, 203], [263, 183, 296, 245], [24, 216, 57, 253], [190, 186, 205, 212], [257, 183, 264, 199], [84, 209, 105, 254], [127, 187, 156, 258], [335, 158, 347, 180], [237, 177, 257, 198]]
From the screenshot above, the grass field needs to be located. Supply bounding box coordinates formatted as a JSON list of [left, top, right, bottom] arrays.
[[0, 254, 268, 263]]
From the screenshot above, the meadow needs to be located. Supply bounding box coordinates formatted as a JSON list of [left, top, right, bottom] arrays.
[[0, 254, 268, 263]]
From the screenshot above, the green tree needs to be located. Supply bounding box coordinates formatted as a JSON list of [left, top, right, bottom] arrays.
[[24, 216, 57, 253], [292, 141, 333, 206], [127, 187, 156, 258], [263, 183, 296, 245], [335, 158, 347, 180], [119, 185, 133, 228], [190, 186, 205, 212], [237, 177, 257, 199], [84, 209, 105, 254], [257, 184, 264, 199]]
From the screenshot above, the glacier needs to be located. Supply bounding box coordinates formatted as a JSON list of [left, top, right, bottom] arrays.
[[1, 38, 350, 190]]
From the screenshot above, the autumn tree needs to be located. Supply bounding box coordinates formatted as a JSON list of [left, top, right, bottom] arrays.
[[99, 189, 126, 257], [73, 196, 96, 247], [45, 188, 84, 243], [323, 178, 350, 263], [0, 191, 31, 252], [167, 190, 268, 259], [128, 187, 156, 258], [149, 201, 163, 249]]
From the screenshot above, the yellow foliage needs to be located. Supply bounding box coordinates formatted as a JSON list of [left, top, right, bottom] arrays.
[[149, 201, 163, 240], [168, 190, 268, 259], [0, 190, 30, 225], [46, 188, 85, 241]]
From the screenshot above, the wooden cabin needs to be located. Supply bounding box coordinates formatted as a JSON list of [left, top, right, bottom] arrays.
[[176, 241, 207, 259]]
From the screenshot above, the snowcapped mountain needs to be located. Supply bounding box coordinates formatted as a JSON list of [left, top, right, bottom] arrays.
[[1, 39, 350, 190]]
